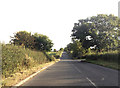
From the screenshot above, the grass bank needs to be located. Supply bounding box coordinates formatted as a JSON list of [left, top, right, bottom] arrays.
[[86, 59, 119, 70], [69, 50, 119, 70], [2, 61, 55, 86], [85, 50, 119, 70], [2, 44, 55, 87]]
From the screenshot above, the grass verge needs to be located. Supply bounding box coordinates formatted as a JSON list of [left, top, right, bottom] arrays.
[[2, 61, 55, 86], [1, 44, 57, 87], [86, 59, 119, 70]]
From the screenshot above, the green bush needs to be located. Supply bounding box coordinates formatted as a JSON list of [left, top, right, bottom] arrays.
[[86, 50, 118, 63], [54, 55, 60, 59], [43, 52, 56, 61], [2, 44, 51, 79], [46, 50, 63, 59]]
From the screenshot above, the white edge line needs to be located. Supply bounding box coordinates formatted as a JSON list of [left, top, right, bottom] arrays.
[[86, 77, 97, 88], [12, 62, 56, 87]]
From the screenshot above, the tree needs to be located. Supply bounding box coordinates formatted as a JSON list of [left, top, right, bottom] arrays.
[[65, 41, 85, 58], [10, 31, 35, 49], [59, 48, 64, 51], [54, 49, 57, 52], [71, 14, 119, 52], [10, 31, 53, 51], [33, 33, 53, 51]]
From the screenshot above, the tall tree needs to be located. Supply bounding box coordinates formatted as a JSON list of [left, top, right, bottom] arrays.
[[71, 14, 119, 52]]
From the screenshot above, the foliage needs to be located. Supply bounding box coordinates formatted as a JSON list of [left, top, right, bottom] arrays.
[[53, 49, 57, 52], [65, 14, 119, 70], [85, 50, 118, 61], [65, 40, 85, 58], [87, 58, 119, 70], [2, 44, 51, 79], [71, 14, 119, 51], [85, 50, 119, 70], [2, 61, 55, 87], [47, 49, 63, 59], [43, 52, 56, 61], [10, 31, 35, 49], [33, 33, 53, 51], [59, 48, 64, 51], [10, 31, 53, 51]]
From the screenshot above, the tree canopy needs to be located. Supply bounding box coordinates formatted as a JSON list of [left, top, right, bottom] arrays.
[[65, 14, 120, 58], [66, 40, 85, 58], [71, 14, 119, 51], [10, 31, 53, 51]]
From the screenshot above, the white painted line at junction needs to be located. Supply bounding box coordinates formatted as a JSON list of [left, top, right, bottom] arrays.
[[60, 59, 86, 62]]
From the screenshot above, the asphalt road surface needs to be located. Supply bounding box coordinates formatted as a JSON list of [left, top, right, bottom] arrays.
[[21, 52, 119, 87]]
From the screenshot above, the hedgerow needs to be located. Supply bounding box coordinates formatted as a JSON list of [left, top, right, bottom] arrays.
[[2, 44, 51, 79]]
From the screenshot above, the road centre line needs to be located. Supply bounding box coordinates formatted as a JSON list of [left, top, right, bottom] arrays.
[[71, 62, 97, 87]]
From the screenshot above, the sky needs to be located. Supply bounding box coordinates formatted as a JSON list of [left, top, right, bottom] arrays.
[[0, 0, 119, 50]]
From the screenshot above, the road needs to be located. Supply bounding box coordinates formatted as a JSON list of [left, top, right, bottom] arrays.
[[21, 52, 119, 87]]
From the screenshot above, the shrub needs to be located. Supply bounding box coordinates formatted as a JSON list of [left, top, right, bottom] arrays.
[[86, 50, 118, 62], [2, 44, 51, 79]]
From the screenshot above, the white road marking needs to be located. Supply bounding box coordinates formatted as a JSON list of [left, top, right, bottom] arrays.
[[101, 77, 104, 80], [86, 77, 97, 88], [71, 63, 97, 87], [12, 62, 55, 87], [61, 59, 82, 62]]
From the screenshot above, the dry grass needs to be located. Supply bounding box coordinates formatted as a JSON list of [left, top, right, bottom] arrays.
[[2, 61, 55, 86]]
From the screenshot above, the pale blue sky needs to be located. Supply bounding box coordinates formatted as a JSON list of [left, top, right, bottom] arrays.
[[0, 0, 119, 50]]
